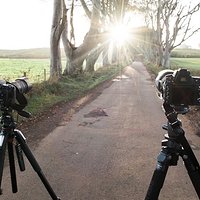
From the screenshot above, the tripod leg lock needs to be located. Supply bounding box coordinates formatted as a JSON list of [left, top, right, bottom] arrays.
[[157, 151, 170, 170], [157, 148, 179, 169]]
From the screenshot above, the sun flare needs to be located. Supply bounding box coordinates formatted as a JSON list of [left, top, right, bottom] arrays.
[[110, 24, 131, 46]]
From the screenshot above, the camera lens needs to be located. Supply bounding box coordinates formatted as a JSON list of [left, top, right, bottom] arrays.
[[12, 78, 32, 94], [155, 69, 174, 92]]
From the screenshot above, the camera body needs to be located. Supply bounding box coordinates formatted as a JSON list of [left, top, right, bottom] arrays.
[[0, 78, 31, 112], [156, 68, 200, 106], [0, 83, 16, 108]]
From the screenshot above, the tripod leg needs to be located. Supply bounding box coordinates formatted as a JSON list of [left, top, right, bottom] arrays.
[[145, 151, 169, 200], [183, 156, 200, 198], [7, 137, 18, 193], [14, 130, 60, 200], [180, 136, 200, 198], [0, 132, 9, 194], [15, 143, 26, 171]]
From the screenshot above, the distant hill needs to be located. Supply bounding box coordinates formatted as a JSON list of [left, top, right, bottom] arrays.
[[0, 48, 66, 59], [1, 47, 200, 59]]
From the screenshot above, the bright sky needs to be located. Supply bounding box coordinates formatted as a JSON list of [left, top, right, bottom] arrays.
[[0, 0, 200, 50], [0, 0, 90, 49], [0, 0, 53, 49]]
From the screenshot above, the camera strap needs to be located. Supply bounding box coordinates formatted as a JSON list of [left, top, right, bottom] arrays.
[[11, 88, 28, 112]]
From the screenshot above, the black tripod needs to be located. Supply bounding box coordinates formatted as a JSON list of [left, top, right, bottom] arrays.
[[0, 109, 60, 199], [145, 102, 200, 200]]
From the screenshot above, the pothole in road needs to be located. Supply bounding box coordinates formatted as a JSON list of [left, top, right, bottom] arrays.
[[84, 108, 108, 118], [78, 108, 108, 127]]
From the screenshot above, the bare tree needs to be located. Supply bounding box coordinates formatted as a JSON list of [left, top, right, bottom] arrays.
[[145, 0, 200, 68], [62, 0, 104, 75]]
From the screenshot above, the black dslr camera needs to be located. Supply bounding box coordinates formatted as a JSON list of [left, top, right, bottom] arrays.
[[155, 68, 200, 106], [0, 78, 32, 117]]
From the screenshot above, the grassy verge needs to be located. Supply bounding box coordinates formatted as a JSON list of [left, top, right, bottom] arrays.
[[144, 62, 161, 78], [24, 65, 121, 117]]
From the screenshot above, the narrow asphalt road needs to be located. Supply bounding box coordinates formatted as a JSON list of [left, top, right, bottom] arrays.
[[1, 62, 200, 200]]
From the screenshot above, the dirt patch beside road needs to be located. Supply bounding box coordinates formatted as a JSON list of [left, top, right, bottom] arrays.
[[186, 107, 200, 136]]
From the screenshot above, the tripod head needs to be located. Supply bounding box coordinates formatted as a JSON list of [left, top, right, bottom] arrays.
[[161, 102, 186, 137]]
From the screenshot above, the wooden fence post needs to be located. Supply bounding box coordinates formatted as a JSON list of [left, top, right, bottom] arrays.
[[44, 69, 46, 81]]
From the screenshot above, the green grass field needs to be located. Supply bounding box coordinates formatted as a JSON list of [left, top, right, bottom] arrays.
[[0, 58, 66, 82], [170, 49, 200, 75], [1, 48, 200, 83], [171, 58, 200, 69], [0, 58, 50, 82]]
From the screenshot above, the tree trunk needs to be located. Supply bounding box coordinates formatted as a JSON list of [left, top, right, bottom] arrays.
[[64, 55, 85, 75], [111, 43, 118, 64], [162, 50, 171, 68], [50, 43, 62, 80], [102, 43, 110, 67], [50, 0, 66, 81], [156, 0, 163, 66], [85, 46, 104, 72], [85, 54, 98, 72]]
